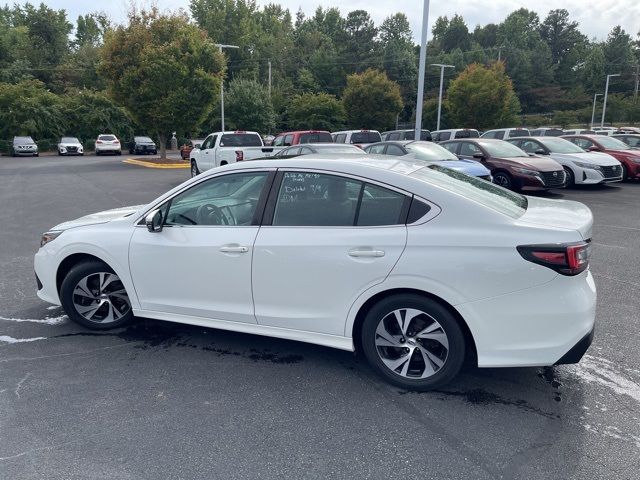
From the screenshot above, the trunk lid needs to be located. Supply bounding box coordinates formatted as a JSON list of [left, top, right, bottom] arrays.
[[517, 196, 593, 239]]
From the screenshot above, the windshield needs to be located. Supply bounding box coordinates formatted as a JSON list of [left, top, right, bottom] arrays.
[[405, 142, 459, 161], [61, 137, 79, 143], [538, 138, 585, 154], [479, 140, 529, 158], [410, 165, 527, 219], [315, 145, 365, 154], [220, 134, 263, 147], [135, 136, 154, 143], [299, 132, 333, 143], [351, 132, 381, 144], [14, 136, 34, 144], [99, 135, 116, 141], [595, 136, 631, 150]]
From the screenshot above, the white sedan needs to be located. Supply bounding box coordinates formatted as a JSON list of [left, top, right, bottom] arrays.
[[509, 137, 623, 186], [34, 157, 596, 390]]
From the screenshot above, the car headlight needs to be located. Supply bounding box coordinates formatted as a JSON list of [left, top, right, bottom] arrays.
[[40, 231, 63, 248], [513, 167, 540, 176], [573, 161, 603, 171]]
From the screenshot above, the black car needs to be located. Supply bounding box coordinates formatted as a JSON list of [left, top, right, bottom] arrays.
[[129, 136, 157, 155]]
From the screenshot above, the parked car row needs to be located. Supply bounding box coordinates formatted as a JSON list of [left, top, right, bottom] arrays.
[[6, 134, 159, 157]]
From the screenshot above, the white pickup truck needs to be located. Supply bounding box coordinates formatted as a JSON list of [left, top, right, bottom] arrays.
[[189, 131, 283, 176]]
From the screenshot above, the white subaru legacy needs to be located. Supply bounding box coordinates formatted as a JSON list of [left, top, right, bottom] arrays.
[[34, 157, 596, 390]]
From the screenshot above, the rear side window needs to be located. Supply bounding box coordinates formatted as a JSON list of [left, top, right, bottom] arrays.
[[271, 172, 408, 226], [334, 134, 347, 143], [459, 142, 481, 157], [387, 132, 401, 140], [299, 132, 333, 143], [509, 129, 530, 138], [385, 145, 405, 156], [455, 130, 479, 139], [351, 132, 381, 144], [441, 142, 459, 154], [438, 132, 451, 141], [220, 134, 262, 147], [367, 144, 385, 154]]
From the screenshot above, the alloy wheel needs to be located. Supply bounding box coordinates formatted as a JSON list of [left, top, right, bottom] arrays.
[[72, 272, 130, 324], [374, 308, 450, 379]]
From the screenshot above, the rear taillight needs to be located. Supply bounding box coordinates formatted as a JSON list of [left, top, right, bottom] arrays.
[[96, 140, 103, 144], [114, 140, 120, 144], [235, 150, 244, 161], [517, 242, 590, 276]]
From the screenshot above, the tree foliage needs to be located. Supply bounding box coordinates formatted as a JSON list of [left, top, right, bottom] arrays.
[[446, 62, 520, 129], [99, 9, 225, 157], [225, 78, 276, 132], [287, 93, 346, 130], [342, 69, 403, 131]]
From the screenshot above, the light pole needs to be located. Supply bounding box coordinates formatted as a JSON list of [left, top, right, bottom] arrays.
[[215, 43, 239, 132], [414, 0, 430, 141], [601, 73, 620, 128], [590, 93, 602, 129], [431, 64, 454, 131]]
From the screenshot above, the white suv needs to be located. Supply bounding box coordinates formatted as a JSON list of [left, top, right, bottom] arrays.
[[94, 134, 121, 155], [431, 129, 480, 142], [481, 128, 531, 140], [332, 130, 382, 147]]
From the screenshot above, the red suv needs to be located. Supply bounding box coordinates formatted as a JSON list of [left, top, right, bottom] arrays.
[[562, 135, 640, 180], [441, 138, 565, 191], [272, 130, 333, 147]]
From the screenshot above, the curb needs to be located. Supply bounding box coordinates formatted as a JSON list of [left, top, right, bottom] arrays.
[[123, 158, 189, 169]]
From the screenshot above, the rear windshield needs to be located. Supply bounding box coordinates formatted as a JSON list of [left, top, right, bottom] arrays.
[[135, 136, 154, 142], [402, 130, 432, 141], [454, 130, 479, 139], [220, 134, 263, 147], [61, 137, 79, 143], [299, 132, 333, 144], [351, 132, 382, 144], [14, 136, 34, 144], [405, 142, 459, 161], [99, 135, 116, 141], [410, 165, 527, 219]]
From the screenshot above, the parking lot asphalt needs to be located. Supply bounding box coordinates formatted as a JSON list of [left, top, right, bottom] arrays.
[[1, 154, 639, 480]]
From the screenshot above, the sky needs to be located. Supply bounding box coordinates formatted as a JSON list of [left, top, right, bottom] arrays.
[[18, 0, 640, 42]]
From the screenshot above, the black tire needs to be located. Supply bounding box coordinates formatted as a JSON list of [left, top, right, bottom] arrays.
[[95, 150, 101, 156], [35, 153, 39, 157], [60, 260, 134, 330], [492, 171, 513, 190], [563, 167, 575, 187], [360, 294, 466, 391], [191, 160, 200, 177]]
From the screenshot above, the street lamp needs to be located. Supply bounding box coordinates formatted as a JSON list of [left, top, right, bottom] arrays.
[[601, 73, 620, 128], [431, 64, 454, 131], [215, 43, 239, 132], [414, 0, 431, 141], [590, 93, 602, 129]]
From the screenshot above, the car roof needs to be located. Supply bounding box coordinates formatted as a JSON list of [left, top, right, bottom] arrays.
[[276, 130, 330, 135], [332, 130, 381, 134]]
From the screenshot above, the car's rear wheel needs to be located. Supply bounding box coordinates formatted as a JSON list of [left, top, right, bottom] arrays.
[[563, 167, 575, 187], [191, 160, 200, 177], [493, 171, 512, 190], [60, 261, 134, 330], [361, 294, 465, 390]]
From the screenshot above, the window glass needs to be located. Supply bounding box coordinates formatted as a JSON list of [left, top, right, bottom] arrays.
[[351, 132, 382, 143], [335, 134, 347, 143], [538, 138, 584, 153], [454, 130, 479, 138], [135, 136, 154, 142], [530, 129, 542, 136], [61, 137, 80, 143], [283, 134, 294, 146], [519, 140, 541, 154], [441, 142, 459, 154], [299, 132, 333, 143], [478, 140, 528, 158], [388, 132, 401, 140], [165, 172, 268, 226], [623, 136, 640, 147], [273, 173, 361, 226], [98, 135, 116, 141], [287, 147, 301, 156], [315, 145, 365, 154], [385, 145, 406, 156], [367, 144, 386, 154], [438, 132, 451, 141], [571, 138, 593, 149], [407, 198, 431, 223], [508, 129, 530, 138], [409, 166, 527, 219], [594, 136, 630, 150], [493, 131, 505, 139], [357, 184, 406, 226], [273, 135, 284, 146], [220, 134, 262, 147], [459, 142, 482, 157], [299, 147, 314, 155], [406, 142, 458, 161]]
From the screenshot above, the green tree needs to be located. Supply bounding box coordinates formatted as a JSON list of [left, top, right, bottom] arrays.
[[342, 69, 403, 130], [287, 92, 345, 130], [99, 9, 225, 157], [446, 62, 520, 129], [552, 110, 577, 127], [539, 9, 587, 86], [225, 78, 276, 132], [342, 10, 379, 72], [441, 14, 471, 53], [582, 44, 606, 92]]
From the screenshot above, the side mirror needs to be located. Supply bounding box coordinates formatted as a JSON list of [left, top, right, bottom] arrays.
[[145, 209, 163, 233], [588, 146, 600, 152], [194, 143, 201, 149], [535, 149, 547, 155], [472, 152, 485, 160]]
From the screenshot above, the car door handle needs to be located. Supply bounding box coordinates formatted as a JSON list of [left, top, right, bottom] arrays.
[[220, 245, 249, 253], [348, 248, 385, 258]]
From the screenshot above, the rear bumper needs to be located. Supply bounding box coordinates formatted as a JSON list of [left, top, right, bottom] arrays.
[[555, 327, 594, 365]]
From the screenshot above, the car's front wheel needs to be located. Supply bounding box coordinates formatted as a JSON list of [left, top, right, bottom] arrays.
[[191, 160, 200, 177], [493, 171, 513, 190], [564, 167, 575, 187], [361, 294, 465, 390], [60, 261, 134, 330]]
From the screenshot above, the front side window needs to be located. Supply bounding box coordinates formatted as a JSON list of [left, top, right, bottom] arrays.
[[271, 172, 408, 227], [388, 132, 401, 141], [335, 134, 347, 143], [164, 172, 268, 226], [367, 144, 386, 154], [459, 142, 482, 157], [508, 129, 530, 138], [273, 135, 285, 146], [385, 144, 406, 156], [570, 138, 593, 150], [438, 132, 451, 141], [518, 140, 542, 154]]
